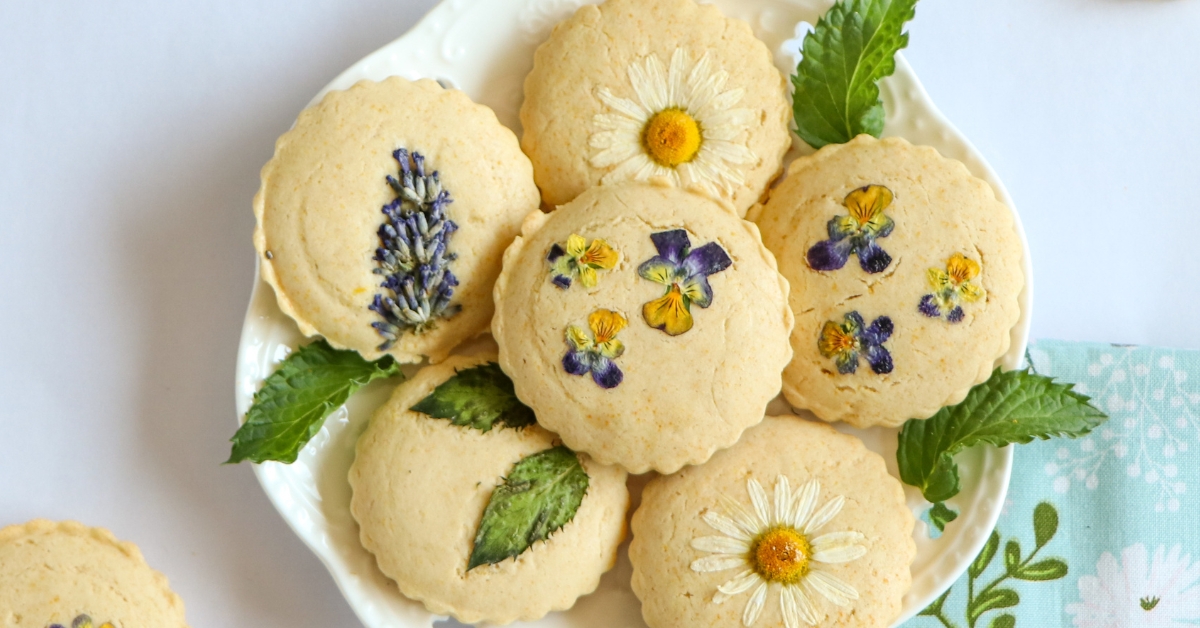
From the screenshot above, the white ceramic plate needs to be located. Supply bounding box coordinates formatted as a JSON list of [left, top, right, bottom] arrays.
[[234, 1, 1035, 626]]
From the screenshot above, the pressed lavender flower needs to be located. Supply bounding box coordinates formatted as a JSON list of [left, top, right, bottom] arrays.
[[369, 148, 460, 350]]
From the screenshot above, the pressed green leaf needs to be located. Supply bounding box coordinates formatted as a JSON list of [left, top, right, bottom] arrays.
[[929, 502, 959, 532], [227, 340, 403, 464], [410, 362, 535, 432], [1033, 502, 1059, 548], [1004, 540, 1022, 573], [1015, 558, 1068, 581], [990, 614, 1016, 628], [791, 0, 918, 148], [968, 588, 1019, 624], [897, 368, 1108, 505], [468, 446, 589, 570], [970, 530, 1001, 579]]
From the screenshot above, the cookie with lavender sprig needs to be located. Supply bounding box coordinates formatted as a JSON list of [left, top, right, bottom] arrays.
[[519, 0, 791, 215], [747, 135, 1024, 428], [492, 182, 793, 474], [254, 77, 540, 363]]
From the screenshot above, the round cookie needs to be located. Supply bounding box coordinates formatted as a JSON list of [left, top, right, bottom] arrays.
[[0, 520, 188, 628], [749, 135, 1024, 428], [255, 77, 541, 363], [492, 182, 793, 474], [348, 354, 629, 625], [520, 0, 791, 216], [630, 416, 916, 628]]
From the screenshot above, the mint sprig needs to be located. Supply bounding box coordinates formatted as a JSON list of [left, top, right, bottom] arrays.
[[897, 369, 1107, 529], [791, 0, 918, 148], [411, 362, 535, 432], [227, 340, 403, 464], [469, 445, 589, 570]]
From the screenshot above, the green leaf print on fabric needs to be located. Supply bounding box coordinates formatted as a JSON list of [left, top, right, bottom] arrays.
[[917, 502, 1069, 628]]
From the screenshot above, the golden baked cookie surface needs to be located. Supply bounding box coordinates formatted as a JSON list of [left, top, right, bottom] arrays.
[[630, 416, 916, 628], [751, 135, 1024, 428], [0, 520, 188, 628], [255, 77, 540, 363], [519, 0, 791, 215]]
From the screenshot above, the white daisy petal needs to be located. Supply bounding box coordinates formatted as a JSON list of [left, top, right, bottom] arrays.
[[792, 583, 822, 625], [686, 52, 722, 109], [600, 153, 654, 185], [593, 112, 645, 132], [791, 480, 820, 529], [704, 140, 757, 165], [595, 87, 647, 120], [811, 531, 868, 564], [629, 54, 668, 113], [742, 582, 768, 626], [806, 570, 860, 607], [747, 478, 771, 528], [774, 475, 793, 524], [804, 495, 845, 534], [717, 570, 761, 598], [691, 554, 747, 573], [692, 535, 751, 554], [720, 495, 764, 537], [703, 108, 757, 135], [667, 48, 689, 107], [703, 510, 753, 540], [698, 87, 746, 119], [780, 585, 801, 628], [590, 141, 641, 168]]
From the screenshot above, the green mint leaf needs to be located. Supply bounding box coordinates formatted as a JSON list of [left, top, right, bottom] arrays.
[[468, 445, 589, 570], [1014, 558, 1068, 581], [968, 588, 1019, 625], [897, 368, 1108, 505], [791, 0, 918, 148], [227, 340, 403, 464], [1033, 501, 1059, 548], [970, 530, 1000, 579], [410, 362, 535, 432], [928, 502, 958, 532]]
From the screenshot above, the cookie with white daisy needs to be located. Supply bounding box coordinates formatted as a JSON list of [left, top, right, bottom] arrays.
[[748, 135, 1025, 428], [630, 416, 916, 628], [255, 77, 540, 364], [0, 520, 189, 627], [519, 0, 791, 215], [348, 354, 629, 625], [492, 182, 793, 474]]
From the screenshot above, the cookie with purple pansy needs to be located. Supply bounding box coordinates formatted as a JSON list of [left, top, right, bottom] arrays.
[[493, 182, 793, 474], [749, 135, 1024, 428]]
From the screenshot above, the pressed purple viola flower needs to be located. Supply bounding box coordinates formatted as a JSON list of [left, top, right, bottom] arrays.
[[637, 229, 732, 336], [919, 253, 985, 324], [564, 310, 627, 389], [370, 148, 461, 349], [818, 311, 894, 375], [807, 185, 896, 274]]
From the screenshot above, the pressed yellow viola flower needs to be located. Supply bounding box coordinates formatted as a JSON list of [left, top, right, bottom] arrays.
[[643, 284, 693, 336], [637, 229, 732, 337], [807, 184, 897, 274], [920, 253, 985, 323], [548, 234, 619, 289], [564, 309, 627, 389]]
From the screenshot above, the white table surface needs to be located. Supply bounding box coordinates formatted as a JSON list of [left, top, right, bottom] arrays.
[[2, 0, 1198, 626]]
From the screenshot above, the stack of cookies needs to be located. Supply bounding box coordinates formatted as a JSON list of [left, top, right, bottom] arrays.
[[248, 0, 1026, 626]]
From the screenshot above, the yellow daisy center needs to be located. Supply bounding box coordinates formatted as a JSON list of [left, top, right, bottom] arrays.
[[750, 526, 811, 584], [642, 108, 702, 167]]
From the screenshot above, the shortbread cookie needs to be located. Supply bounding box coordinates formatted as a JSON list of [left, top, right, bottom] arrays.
[[520, 0, 791, 215], [255, 77, 540, 363], [492, 183, 793, 474], [749, 135, 1024, 428], [631, 416, 916, 628], [0, 520, 188, 628], [349, 354, 629, 625]]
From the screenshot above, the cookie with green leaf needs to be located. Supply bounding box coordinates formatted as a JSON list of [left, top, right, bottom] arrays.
[[347, 354, 629, 625], [749, 135, 1025, 428], [254, 77, 540, 364], [493, 183, 794, 474]]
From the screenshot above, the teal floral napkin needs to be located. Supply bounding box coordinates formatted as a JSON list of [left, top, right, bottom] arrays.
[[903, 340, 1200, 628]]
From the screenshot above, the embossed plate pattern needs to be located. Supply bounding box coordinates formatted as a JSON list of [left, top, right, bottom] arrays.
[[235, 1, 1034, 626]]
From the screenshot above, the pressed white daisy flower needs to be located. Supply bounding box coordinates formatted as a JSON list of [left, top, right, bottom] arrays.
[[690, 476, 868, 627], [589, 48, 757, 200]]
